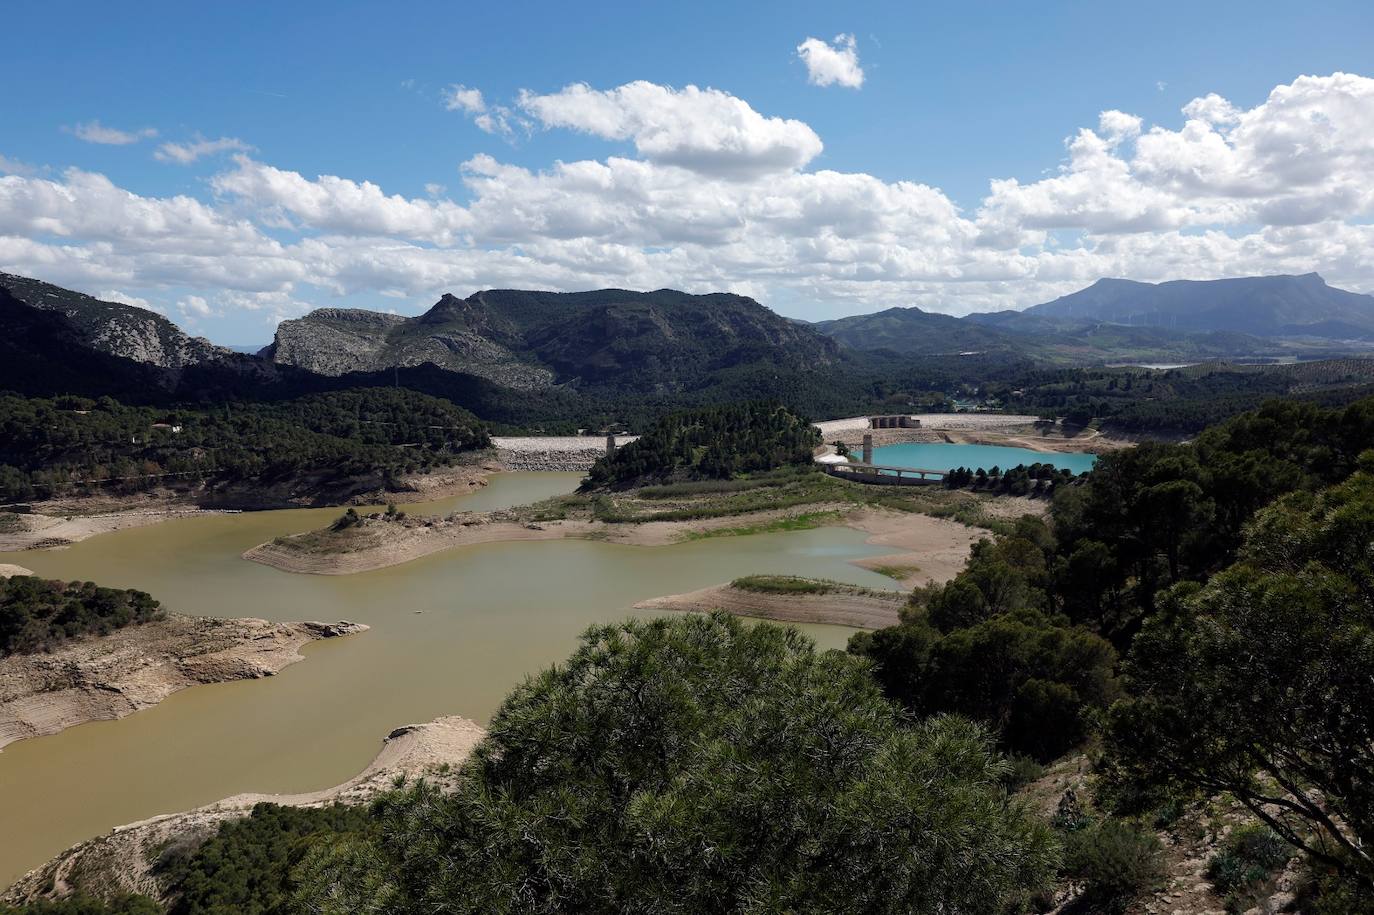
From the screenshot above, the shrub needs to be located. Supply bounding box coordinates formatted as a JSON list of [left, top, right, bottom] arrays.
[[1206, 824, 1292, 901], [1062, 818, 1165, 913]]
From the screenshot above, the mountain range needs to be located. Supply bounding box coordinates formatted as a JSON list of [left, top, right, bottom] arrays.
[[266, 288, 839, 392], [3, 271, 1373, 424]]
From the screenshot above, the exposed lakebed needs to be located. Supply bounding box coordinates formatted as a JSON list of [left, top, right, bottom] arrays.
[[0, 472, 897, 886]]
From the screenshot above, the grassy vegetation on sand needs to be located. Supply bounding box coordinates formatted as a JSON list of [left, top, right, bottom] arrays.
[[729, 575, 896, 598]]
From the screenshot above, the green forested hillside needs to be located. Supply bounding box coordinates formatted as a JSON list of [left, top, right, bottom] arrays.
[[851, 395, 1374, 908], [0, 388, 489, 503], [582, 402, 820, 488]]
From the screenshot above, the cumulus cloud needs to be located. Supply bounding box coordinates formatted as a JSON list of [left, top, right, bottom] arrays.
[[517, 81, 823, 178], [177, 294, 215, 319], [796, 34, 865, 89], [212, 157, 473, 244], [155, 136, 255, 164], [66, 121, 158, 145], [3, 72, 1373, 330]]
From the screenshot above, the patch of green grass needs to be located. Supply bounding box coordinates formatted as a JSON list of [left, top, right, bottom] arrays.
[[868, 564, 922, 581], [729, 575, 894, 598], [0, 512, 24, 534], [682, 510, 843, 540]]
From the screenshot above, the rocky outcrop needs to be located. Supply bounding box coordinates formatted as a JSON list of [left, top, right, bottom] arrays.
[[268, 303, 555, 389], [0, 615, 368, 750], [0, 273, 234, 370]]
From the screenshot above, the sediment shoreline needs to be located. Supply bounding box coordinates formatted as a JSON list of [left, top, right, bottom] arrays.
[[2, 714, 484, 905], [0, 615, 368, 751], [243, 504, 983, 584], [0, 463, 503, 552], [635, 581, 907, 629]]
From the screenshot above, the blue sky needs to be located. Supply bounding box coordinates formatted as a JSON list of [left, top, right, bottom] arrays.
[[3, 0, 1373, 342]]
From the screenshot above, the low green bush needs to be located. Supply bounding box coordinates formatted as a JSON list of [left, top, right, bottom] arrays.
[[1062, 817, 1165, 913], [1206, 824, 1292, 908]]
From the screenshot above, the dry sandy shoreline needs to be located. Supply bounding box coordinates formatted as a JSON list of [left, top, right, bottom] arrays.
[[0, 464, 502, 553], [0, 615, 367, 751], [244, 504, 984, 586], [636, 581, 907, 630], [2, 714, 485, 905]]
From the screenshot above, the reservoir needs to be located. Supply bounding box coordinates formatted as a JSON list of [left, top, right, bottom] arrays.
[[0, 473, 897, 886], [871, 442, 1097, 475]]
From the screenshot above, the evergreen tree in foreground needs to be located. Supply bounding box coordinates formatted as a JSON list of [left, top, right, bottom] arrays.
[[295, 613, 1058, 914]]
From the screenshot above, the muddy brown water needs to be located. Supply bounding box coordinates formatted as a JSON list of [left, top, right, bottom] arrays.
[[0, 473, 898, 887]]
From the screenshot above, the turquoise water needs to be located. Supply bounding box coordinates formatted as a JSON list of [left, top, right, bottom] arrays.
[[870, 442, 1097, 475]]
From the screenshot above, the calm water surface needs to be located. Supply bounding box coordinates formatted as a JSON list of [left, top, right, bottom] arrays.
[[0, 473, 895, 885], [872, 442, 1097, 475]]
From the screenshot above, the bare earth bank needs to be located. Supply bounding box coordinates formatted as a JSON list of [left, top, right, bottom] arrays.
[[1, 715, 484, 905], [0, 615, 368, 751], [0, 463, 503, 552]]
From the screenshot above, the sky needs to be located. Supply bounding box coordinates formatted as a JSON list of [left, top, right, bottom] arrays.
[[2, 0, 1373, 344]]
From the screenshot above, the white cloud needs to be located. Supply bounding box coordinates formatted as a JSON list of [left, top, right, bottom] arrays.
[[3, 72, 1373, 329], [517, 81, 823, 178], [443, 84, 527, 138], [177, 294, 215, 319], [443, 85, 486, 114], [796, 34, 865, 89], [212, 157, 473, 244], [155, 136, 255, 164], [67, 121, 158, 145], [1098, 110, 1143, 144]]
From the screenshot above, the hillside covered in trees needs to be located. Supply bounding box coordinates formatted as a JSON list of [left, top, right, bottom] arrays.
[[852, 394, 1374, 910], [1, 577, 164, 656], [582, 402, 820, 488], [0, 388, 490, 504]]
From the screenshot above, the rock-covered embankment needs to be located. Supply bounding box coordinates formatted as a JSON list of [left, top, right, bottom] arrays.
[[0, 616, 367, 750], [493, 435, 641, 471]]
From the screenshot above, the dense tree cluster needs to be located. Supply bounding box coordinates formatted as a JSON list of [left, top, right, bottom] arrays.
[[0, 576, 164, 655], [582, 402, 820, 488], [295, 613, 1058, 914], [1104, 461, 1374, 891], [994, 361, 1374, 433], [850, 516, 1119, 762], [1049, 397, 1374, 647], [161, 804, 372, 915], [943, 462, 1080, 496], [0, 388, 489, 502]]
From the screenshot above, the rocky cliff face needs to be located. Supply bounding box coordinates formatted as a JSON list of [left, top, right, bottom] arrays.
[[0, 273, 234, 370], [269, 288, 840, 393], [268, 303, 555, 389]]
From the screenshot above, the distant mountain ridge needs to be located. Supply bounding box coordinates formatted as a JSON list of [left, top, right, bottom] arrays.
[[817, 273, 1374, 359], [268, 288, 841, 393], [1019, 273, 1374, 339]]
